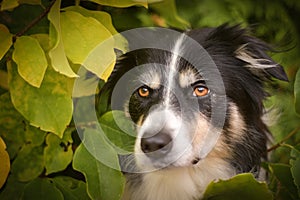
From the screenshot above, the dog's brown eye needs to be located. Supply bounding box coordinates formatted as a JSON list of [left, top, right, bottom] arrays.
[[193, 86, 209, 97], [138, 87, 150, 97]]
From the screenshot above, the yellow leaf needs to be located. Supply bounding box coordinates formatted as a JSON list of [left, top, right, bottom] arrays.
[[60, 11, 116, 81], [0, 137, 10, 189], [82, 38, 116, 82], [0, 24, 13, 60], [13, 36, 48, 88], [8, 61, 73, 137], [0, 0, 19, 11], [30, 34, 51, 52], [63, 6, 128, 53], [48, 0, 78, 78], [88, 0, 147, 8]]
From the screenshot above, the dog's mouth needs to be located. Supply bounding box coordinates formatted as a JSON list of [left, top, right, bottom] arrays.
[[134, 151, 202, 171], [192, 157, 201, 165], [137, 147, 202, 170], [164, 156, 203, 169], [156, 157, 201, 171]]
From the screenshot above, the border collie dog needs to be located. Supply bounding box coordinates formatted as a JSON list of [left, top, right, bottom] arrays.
[[99, 24, 288, 200]]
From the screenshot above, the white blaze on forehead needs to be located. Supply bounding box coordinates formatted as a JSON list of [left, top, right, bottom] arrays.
[[165, 33, 186, 108]]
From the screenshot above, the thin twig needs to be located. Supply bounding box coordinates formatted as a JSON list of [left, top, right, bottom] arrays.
[[267, 126, 300, 152], [13, 0, 56, 41]]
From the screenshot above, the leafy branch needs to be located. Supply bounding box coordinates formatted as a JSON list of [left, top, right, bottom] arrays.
[[12, 0, 56, 41], [267, 126, 300, 152]]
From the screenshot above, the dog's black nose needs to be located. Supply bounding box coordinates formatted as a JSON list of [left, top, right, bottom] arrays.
[[141, 132, 172, 155]]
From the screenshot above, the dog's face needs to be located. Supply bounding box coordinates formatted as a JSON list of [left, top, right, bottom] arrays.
[[101, 25, 288, 175], [128, 58, 214, 171]]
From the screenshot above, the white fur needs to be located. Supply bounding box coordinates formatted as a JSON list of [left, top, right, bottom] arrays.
[[122, 157, 235, 200], [139, 68, 161, 89], [165, 34, 186, 107], [227, 102, 246, 140], [235, 44, 278, 69], [179, 67, 197, 88], [134, 109, 192, 171]]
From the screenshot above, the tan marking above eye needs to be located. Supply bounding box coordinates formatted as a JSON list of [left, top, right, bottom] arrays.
[[193, 86, 209, 97], [179, 68, 197, 88], [138, 87, 150, 97]]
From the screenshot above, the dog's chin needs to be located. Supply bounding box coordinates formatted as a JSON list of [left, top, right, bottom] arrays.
[[135, 154, 201, 172], [164, 159, 201, 170]]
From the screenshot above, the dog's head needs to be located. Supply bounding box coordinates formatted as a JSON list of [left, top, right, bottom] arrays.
[[99, 25, 288, 173]]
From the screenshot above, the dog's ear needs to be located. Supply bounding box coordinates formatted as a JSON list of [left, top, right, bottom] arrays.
[[231, 27, 288, 82], [234, 39, 288, 82], [209, 24, 289, 82]]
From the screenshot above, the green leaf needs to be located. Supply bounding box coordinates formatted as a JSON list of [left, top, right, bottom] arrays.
[[96, 81, 109, 116], [269, 163, 299, 199], [8, 61, 73, 137], [99, 111, 135, 154], [22, 178, 64, 200], [0, 24, 13, 60], [0, 176, 27, 200], [44, 132, 73, 175], [0, 137, 10, 189], [88, 0, 147, 8], [290, 144, 300, 197], [48, 0, 78, 78], [150, 0, 190, 29], [0, 0, 42, 11], [190, 0, 238, 27], [25, 124, 46, 147], [60, 11, 116, 81], [63, 6, 128, 53], [19, 0, 41, 5], [0, 69, 8, 89], [11, 144, 44, 182], [73, 128, 125, 200], [73, 95, 98, 124], [203, 173, 273, 200], [31, 33, 51, 52], [72, 69, 100, 97], [12, 36, 48, 88], [52, 176, 90, 200], [0, 0, 19, 11], [295, 69, 300, 115], [0, 93, 26, 159]]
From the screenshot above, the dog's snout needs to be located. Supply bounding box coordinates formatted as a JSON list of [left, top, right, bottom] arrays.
[[141, 131, 172, 155]]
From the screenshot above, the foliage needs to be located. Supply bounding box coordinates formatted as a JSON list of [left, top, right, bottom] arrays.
[[0, 0, 299, 199], [202, 173, 273, 200]]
